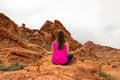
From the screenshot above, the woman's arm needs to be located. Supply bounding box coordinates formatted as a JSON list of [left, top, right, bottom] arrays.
[[42, 44, 53, 54], [66, 42, 79, 54]]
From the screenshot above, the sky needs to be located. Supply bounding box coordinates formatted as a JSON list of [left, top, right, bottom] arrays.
[[0, 0, 120, 49]]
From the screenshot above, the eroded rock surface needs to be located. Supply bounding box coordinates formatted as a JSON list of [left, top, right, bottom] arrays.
[[0, 13, 120, 80]]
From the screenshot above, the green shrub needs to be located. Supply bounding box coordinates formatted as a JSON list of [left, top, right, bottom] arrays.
[[0, 64, 7, 71], [79, 52, 85, 57], [29, 46, 35, 51], [0, 61, 27, 71], [21, 34, 28, 40], [97, 71, 111, 79], [112, 64, 118, 68]]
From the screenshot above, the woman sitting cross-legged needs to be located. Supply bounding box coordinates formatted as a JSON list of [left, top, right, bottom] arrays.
[[43, 30, 80, 65]]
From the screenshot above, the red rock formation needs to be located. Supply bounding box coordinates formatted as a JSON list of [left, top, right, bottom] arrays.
[[0, 13, 120, 80], [0, 13, 19, 34], [40, 20, 82, 50], [0, 13, 44, 65], [79, 41, 118, 57], [0, 24, 28, 48]]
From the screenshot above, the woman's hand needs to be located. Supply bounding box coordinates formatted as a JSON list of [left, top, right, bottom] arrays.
[[47, 51, 53, 54], [75, 48, 80, 53]]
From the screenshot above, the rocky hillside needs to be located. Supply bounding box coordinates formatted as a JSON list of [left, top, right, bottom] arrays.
[[0, 13, 120, 80], [0, 13, 81, 65]]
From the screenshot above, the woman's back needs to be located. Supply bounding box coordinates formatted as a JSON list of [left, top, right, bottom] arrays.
[[52, 41, 68, 64]]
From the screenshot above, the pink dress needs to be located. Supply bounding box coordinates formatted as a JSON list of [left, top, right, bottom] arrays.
[[52, 41, 68, 64]]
